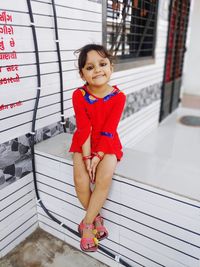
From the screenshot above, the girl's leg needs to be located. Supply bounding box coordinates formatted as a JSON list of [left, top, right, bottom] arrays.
[[73, 153, 96, 249], [73, 152, 91, 209], [83, 154, 117, 224]]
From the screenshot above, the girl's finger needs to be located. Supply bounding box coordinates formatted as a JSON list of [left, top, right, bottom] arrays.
[[89, 166, 94, 183], [92, 165, 96, 180], [88, 167, 92, 179]]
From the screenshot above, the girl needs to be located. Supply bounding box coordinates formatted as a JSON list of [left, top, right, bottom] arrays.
[[69, 44, 126, 252]]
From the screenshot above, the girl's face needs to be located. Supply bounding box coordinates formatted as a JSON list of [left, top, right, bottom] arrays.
[[81, 50, 113, 88]]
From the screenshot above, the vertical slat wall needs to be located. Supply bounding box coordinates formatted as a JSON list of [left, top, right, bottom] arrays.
[[0, 173, 38, 258], [0, 0, 102, 144], [34, 148, 200, 267]]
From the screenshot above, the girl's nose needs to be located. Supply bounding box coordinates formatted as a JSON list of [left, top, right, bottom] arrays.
[[94, 65, 101, 72]]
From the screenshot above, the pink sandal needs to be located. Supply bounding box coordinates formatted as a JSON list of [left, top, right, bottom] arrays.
[[78, 220, 98, 252], [94, 214, 108, 241]]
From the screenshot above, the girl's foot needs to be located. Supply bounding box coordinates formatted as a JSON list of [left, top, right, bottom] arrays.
[[94, 214, 108, 241], [78, 220, 98, 252]]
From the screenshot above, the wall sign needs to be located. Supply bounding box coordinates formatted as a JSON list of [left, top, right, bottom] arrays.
[[0, 11, 22, 111]]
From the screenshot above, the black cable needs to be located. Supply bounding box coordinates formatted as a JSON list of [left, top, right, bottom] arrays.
[[51, 0, 66, 132], [27, 0, 133, 266], [26, 0, 41, 202]]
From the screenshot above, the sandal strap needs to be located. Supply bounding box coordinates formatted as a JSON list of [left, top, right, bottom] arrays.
[[79, 220, 94, 230], [81, 237, 99, 247], [95, 225, 107, 232], [78, 220, 96, 237], [94, 214, 103, 224]]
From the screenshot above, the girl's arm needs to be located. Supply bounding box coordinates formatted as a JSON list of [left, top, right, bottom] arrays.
[[72, 89, 92, 179], [82, 134, 92, 180], [82, 133, 91, 157], [72, 89, 91, 148]]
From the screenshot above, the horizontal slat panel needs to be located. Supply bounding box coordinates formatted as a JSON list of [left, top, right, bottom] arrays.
[[0, 173, 33, 200], [119, 235, 187, 267], [0, 208, 37, 242], [0, 200, 36, 232], [34, 152, 200, 266], [0, 191, 35, 223], [55, 0, 102, 13], [0, 174, 38, 256], [55, 4, 101, 22], [116, 179, 199, 218], [0, 0, 28, 11], [0, 173, 37, 257]]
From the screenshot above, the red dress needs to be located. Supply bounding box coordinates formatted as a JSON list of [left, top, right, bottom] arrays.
[[69, 85, 126, 160]]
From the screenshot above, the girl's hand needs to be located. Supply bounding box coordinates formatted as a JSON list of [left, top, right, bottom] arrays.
[[84, 159, 92, 180], [90, 156, 100, 183]]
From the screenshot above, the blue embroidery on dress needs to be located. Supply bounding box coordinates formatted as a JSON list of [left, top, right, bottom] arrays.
[[100, 131, 113, 138], [103, 90, 119, 102], [80, 88, 98, 104], [80, 87, 119, 103]]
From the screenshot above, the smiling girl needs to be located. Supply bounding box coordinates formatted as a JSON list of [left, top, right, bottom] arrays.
[[69, 44, 126, 252]]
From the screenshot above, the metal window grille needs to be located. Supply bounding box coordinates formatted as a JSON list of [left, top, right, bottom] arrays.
[[106, 0, 159, 59]]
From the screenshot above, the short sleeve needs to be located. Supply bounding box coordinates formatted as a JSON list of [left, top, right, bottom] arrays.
[[96, 92, 126, 153], [72, 89, 91, 147]]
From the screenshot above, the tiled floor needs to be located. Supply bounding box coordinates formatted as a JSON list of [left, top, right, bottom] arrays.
[[181, 93, 200, 109]]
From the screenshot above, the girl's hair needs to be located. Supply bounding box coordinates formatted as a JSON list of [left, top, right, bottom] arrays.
[[75, 44, 114, 75]]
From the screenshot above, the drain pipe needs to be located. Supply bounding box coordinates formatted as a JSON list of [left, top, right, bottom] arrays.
[[27, 1, 132, 266]]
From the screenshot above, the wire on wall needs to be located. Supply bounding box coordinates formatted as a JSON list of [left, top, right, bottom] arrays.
[[26, 0, 132, 266], [51, 0, 66, 132]]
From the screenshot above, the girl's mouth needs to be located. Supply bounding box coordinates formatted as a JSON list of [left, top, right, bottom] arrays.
[[93, 74, 105, 79]]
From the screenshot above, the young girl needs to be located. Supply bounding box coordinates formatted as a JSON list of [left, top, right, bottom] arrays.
[[69, 44, 126, 252]]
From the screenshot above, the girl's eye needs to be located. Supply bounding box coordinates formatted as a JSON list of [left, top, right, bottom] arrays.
[[100, 62, 107, 67], [86, 66, 93, 71]]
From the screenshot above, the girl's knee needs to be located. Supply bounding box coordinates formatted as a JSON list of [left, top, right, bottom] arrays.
[[74, 174, 90, 190], [95, 174, 112, 190]]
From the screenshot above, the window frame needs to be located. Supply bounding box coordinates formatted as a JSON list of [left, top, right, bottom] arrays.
[[102, 0, 159, 71]]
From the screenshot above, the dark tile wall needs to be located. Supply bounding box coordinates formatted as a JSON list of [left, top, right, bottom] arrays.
[[122, 82, 161, 119], [0, 122, 64, 190]]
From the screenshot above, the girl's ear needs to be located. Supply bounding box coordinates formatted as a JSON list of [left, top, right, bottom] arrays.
[[80, 71, 85, 81]]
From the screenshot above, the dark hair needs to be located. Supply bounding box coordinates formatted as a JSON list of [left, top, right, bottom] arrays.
[[75, 44, 114, 75]]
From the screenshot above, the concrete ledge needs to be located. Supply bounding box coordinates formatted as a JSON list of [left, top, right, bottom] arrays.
[[35, 132, 200, 202]]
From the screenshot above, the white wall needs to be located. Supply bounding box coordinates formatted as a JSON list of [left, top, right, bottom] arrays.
[[0, 0, 102, 144], [182, 0, 200, 96]]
